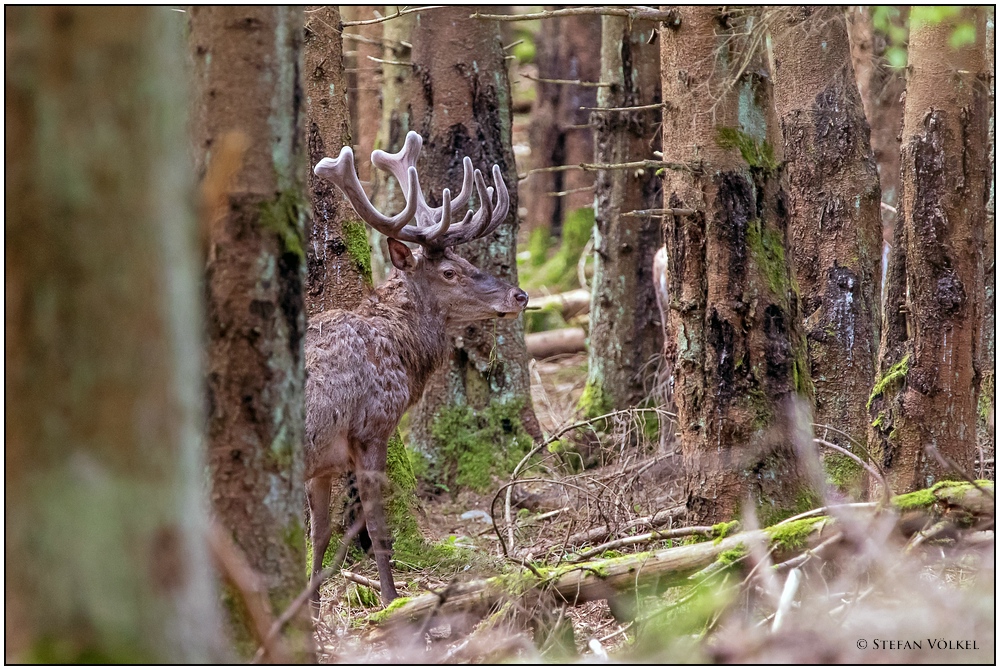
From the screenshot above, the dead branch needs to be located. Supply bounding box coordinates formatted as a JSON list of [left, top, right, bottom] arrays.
[[568, 524, 720, 562], [523, 73, 611, 88], [581, 102, 671, 112], [622, 207, 697, 217], [470, 7, 680, 23], [563, 504, 686, 548], [251, 518, 365, 663], [342, 570, 406, 593], [207, 520, 291, 664], [519, 159, 697, 180], [342, 5, 446, 26]]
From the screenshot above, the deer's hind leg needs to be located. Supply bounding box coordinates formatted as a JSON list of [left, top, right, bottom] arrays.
[[356, 439, 400, 604]]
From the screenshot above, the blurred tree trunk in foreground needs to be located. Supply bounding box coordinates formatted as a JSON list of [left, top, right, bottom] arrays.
[[660, 7, 814, 525], [870, 7, 989, 494], [771, 7, 882, 497], [5, 6, 221, 662], [584, 15, 663, 417], [402, 6, 541, 491], [189, 6, 312, 659]]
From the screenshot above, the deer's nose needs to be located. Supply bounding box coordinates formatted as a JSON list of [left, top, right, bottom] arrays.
[[513, 289, 529, 309]]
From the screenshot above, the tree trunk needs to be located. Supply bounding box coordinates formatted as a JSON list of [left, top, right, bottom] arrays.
[[189, 7, 311, 658], [5, 7, 221, 661], [341, 6, 383, 185], [368, 9, 417, 284], [523, 10, 601, 239], [846, 7, 907, 301], [770, 7, 883, 496], [660, 7, 814, 525], [583, 15, 664, 417], [870, 7, 989, 493], [402, 7, 541, 490], [304, 7, 370, 314], [977, 17, 995, 479]]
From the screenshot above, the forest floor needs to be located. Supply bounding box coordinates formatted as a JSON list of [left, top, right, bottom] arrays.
[[311, 345, 994, 663]]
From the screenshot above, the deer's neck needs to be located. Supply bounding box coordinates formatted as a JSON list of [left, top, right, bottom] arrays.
[[367, 273, 449, 403]]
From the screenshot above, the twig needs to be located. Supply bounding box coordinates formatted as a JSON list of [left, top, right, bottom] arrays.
[[341, 31, 411, 51], [621, 207, 696, 217], [523, 73, 611, 88], [581, 101, 671, 112], [250, 518, 365, 664], [207, 521, 291, 664], [341, 570, 405, 593], [562, 504, 686, 548], [471, 7, 680, 23], [814, 437, 893, 503], [774, 502, 878, 526], [772, 531, 845, 571], [904, 520, 949, 554], [598, 621, 633, 644], [880, 201, 898, 214], [342, 5, 445, 26], [519, 159, 697, 180], [545, 185, 595, 197], [771, 568, 802, 632], [367, 55, 411, 67], [569, 525, 717, 562]]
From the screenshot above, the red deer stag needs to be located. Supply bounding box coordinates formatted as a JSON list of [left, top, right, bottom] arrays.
[[307, 131, 528, 604]]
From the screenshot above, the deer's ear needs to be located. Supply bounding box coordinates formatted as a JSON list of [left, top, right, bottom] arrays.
[[387, 238, 416, 271]]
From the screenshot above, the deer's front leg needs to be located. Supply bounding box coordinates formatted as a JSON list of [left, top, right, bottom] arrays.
[[306, 474, 333, 614], [356, 441, 399, 604]]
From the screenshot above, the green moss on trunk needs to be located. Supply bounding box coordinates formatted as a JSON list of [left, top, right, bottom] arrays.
[[429, 398, 532, 493], [260, 190, 307, 261], [341, 219, 373, 286]]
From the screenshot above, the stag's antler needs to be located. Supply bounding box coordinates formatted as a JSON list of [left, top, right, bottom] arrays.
[[313, 131, 509, 250]]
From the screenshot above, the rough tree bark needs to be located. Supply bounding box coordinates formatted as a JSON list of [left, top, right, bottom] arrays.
[[660, 6, 814, 525], [869, 7, 989, 494], [770, 7, 883, 495], [189, 7, 311, 658], [583, 15, 664, 416], [6, 7, 221, 661], [977, 16, 995, 478], [304, 6, 369, 314], [402, 7, 541, 488], [523, 10, 601, 239]]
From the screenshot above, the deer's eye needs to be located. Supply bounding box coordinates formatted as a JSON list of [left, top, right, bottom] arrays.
[[443, 269, 456, 280]]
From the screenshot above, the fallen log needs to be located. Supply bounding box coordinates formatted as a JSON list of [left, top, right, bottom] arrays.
[[527, 288, 591, 319], [372, 480, 993, 626], [526, 327, 587, 359]]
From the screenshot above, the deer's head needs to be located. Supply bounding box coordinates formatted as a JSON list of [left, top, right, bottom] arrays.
[[314, 131, 528, 324]]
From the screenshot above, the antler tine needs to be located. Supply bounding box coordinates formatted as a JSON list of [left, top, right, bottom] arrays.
[[475, 164, 510, 239], [314, 147, 419, 238], [370, 131, 423, 194], [443, 156, 475, 211]]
